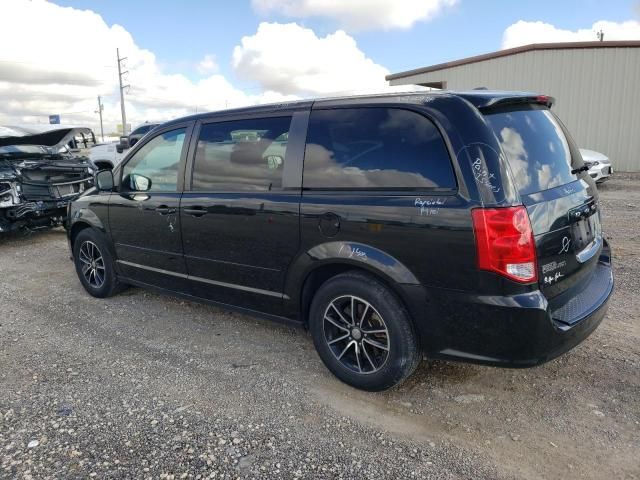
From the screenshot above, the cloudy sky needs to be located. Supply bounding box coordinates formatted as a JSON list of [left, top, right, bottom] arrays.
[[1, 0, 639, 134]]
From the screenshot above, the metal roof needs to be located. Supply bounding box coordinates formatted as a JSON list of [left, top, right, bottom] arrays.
[[386, 40, 640, 81], [160, 90, 553, 129]]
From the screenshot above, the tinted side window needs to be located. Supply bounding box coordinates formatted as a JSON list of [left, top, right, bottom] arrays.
[[122, 128, 186, 192], [303, 108, 455, 190], [192, 116, 292, 192]]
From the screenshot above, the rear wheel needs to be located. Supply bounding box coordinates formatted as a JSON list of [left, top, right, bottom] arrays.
[[73, 228, 124, 298], [309, 271, 421, 391]]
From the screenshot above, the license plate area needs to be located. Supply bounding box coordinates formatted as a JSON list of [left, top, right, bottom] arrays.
[[569, 201, 600, 253]]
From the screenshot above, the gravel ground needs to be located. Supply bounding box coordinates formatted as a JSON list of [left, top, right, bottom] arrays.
[[1, 176, 639, 479]]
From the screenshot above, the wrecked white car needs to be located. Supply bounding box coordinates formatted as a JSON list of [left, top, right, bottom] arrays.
[[0, 126, 94, 233]]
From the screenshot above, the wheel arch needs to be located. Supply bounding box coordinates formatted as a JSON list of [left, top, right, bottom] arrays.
[[68, 209, 110, 253], [69, 221, 92, 249], [286, 241, 426, 332]]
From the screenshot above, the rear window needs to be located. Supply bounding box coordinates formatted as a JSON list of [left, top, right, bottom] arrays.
[[303, 108, 456, 190], [484, 108, 577, 195]]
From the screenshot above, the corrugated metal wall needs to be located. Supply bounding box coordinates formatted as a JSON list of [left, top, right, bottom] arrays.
[[389, 47, 640, 171]]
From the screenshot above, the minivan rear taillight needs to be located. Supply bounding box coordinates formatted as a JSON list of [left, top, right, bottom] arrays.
[[471, 206, 537, 283]]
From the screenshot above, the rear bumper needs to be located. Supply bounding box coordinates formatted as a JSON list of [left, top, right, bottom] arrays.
[[417, 242, 613, 367]]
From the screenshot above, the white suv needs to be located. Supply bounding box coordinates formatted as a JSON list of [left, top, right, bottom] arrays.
[[89, 122, 161, 170]]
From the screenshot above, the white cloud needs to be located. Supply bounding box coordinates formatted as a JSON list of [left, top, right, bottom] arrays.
[[0, 0, 287, 133], [233, 22, 420, 96], [197, 54, 219, 74], [502, 19, 640, 49], [252, 0, 457, 31], [0, 1, 417, 136]]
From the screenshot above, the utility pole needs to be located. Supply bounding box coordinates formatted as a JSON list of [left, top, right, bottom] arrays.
[[597, 29, 605, 42], [116, 48, 130, 135], [95, 96, 104, 142]]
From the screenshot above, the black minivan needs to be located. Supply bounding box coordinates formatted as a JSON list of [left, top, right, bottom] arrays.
[[68, 91, 613, 391]]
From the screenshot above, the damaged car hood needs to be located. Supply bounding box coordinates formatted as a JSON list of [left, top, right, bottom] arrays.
[[0, 126, 94, 150], [0, 126, 95, 176]]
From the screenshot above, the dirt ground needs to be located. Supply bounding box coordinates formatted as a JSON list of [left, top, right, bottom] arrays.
[[1, 176, 638, 479]]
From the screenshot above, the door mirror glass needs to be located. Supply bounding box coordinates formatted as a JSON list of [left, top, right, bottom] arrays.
[[120, 136, 130, 149], [95, 170, 114, 192], [128, 173, 152, 192]]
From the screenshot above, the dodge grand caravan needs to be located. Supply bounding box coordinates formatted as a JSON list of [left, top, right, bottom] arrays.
[[68, 91, 613, 391]]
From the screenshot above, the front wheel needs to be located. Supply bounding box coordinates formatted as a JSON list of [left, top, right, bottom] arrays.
[[73, 228, 124, 298], [309, 271, 421, 391]]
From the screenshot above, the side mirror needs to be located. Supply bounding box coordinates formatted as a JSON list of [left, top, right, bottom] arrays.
[[129, 173, 152, 192], [116, 136, 130, 154], [95, 170, 114, 192]]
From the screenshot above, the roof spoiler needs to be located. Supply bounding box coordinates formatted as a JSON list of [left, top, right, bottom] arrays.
[[481, 94, 555, 111]]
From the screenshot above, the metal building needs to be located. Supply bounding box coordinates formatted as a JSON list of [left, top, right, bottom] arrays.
[[387, 41, 640, 172]]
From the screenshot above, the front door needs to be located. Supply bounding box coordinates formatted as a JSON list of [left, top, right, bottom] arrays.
[[180, 113, 306, 313], [109, 125, 191, 291]]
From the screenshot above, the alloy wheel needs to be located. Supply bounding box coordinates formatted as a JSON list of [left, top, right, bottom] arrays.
[[78, 240, 106, 289], [322, 295, 390, 374]]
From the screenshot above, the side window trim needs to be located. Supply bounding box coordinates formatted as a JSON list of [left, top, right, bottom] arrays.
[[184, 110, 310, 193], [302, 105, 458, 195], [118, 122, 194, 193], [282, 109, 309, 191]]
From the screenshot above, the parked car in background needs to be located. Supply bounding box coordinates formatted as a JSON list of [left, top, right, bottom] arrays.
[[580, 148, 613, 183], [0, 126, 94, 232], [89, 122, 161, 171], [126, 122, 162, 148], [68, 91, 613, 391]]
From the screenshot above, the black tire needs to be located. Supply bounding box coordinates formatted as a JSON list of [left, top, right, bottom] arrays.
[[73, 228, 125, 298], [309, 271, 421, 391]]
